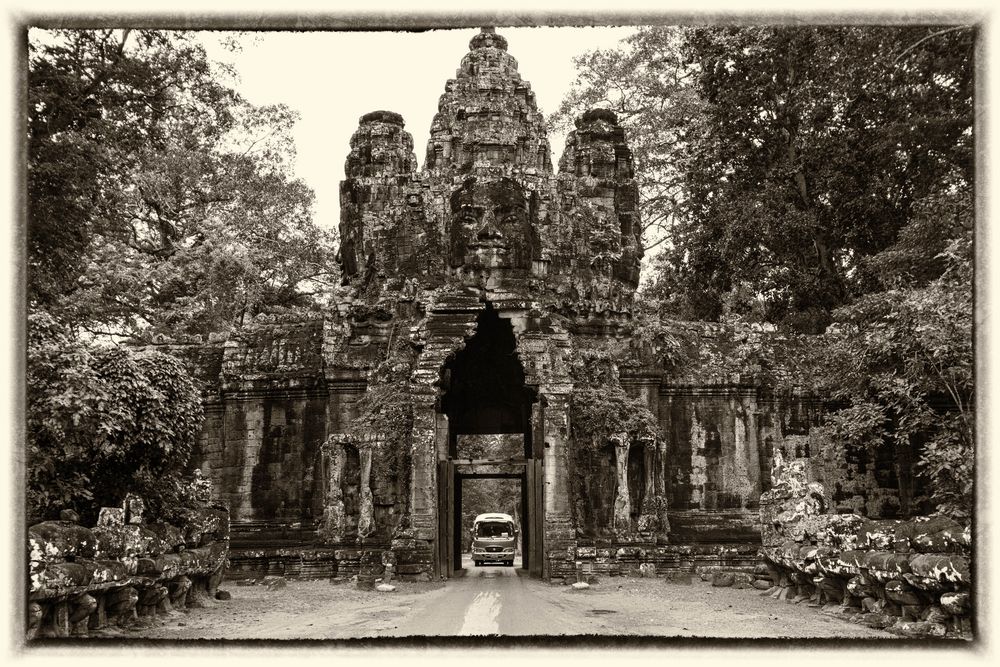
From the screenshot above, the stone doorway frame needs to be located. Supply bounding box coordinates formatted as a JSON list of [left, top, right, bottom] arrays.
[[411, 296, 568, 581], [437, 459, 544, 578]]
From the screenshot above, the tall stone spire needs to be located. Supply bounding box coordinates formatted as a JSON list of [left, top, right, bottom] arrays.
[[424, 27, 552, 177], [338, 27, 642, 309]]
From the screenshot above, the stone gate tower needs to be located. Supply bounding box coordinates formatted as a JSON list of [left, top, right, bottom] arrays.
[[331, 27, 649, 577], [174, 28, 904, 582]]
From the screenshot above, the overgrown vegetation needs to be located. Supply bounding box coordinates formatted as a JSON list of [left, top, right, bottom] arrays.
[[346, 332, 418, 521], [348, 333, 417, 447], [25, 29, 340, 521], [27, 312, 204, 524], [568, 349, 660, 449], [554, 25, 973, 332], [558, 25, 974, 519], [28, 29, 337, 339], [809, 188, 974, 519]]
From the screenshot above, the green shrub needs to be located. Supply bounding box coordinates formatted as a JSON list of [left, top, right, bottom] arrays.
[[27, 311, 204, 523]]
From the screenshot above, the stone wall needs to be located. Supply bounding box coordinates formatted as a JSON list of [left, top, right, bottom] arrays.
[[146, 313, 886, 583], [152, 306, 925, 585], [548, 543, 761, 583], [190, 315, 329, 525], [27, 497, 229, 639], [129, 28, 933, 585]]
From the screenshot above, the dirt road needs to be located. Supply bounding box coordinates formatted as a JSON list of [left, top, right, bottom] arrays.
[[133, 556, 897, 640]]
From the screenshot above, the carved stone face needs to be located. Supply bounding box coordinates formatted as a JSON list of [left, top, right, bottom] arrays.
[[449, 178, 533, 269]]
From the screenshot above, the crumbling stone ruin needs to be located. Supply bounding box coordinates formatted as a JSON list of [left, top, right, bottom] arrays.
[[27, 494, 229, 638], [127, 28, 970, 609]]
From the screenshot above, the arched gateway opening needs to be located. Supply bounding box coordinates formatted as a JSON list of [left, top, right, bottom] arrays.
[[436, 304, 545, 577]]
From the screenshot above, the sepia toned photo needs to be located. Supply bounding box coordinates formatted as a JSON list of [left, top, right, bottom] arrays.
[[18, 10, 979, 646]]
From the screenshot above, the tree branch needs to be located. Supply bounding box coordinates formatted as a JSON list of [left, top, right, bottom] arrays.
[[893, 26, 972, 65]]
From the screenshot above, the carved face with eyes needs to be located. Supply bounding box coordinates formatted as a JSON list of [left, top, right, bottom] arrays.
[[449, 178, 533, 269]]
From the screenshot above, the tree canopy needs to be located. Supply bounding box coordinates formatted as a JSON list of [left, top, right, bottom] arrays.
[[554, 25, 974, 331], [808, 188, 973, 519], [557, 25, 975, 518], [25, 29, 339, 520], [26, 311, 204, 523], [28, 29, 338, 339]]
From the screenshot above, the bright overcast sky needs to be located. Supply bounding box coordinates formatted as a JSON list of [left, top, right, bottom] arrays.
[[197, 27, 639, 232]]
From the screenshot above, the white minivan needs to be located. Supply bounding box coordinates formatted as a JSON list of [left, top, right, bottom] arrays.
[[470, 512, 517, 567]]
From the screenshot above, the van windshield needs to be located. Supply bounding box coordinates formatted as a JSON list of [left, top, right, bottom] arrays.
[[476, 521, 512, 538]]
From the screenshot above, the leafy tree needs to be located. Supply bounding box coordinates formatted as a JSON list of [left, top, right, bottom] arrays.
[[568, 350, 660, 449], [809, 185, 973, 519], [559, 26, 975, 519], [28, 29, 337, 339], [26, 311, 204, 524], [556, 25, 973, 330]]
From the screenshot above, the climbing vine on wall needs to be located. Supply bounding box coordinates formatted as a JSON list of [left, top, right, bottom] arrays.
[[568, 348, 660, 451], [567, 347, 661, 538], [346, 331, 418, 524]]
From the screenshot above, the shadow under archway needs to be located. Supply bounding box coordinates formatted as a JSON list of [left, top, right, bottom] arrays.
[[441, 303, 536, 459], [437, 303, 543, 577]]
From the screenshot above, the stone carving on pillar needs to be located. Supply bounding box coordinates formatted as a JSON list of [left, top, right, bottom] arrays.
[[318, 434, 349, 544], [656, 438, 671, 537], [357, 435, 379, 540], [637, 437, 669, 539], [611, 433, 632, 537]]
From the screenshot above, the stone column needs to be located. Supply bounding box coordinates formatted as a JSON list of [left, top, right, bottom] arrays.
[[357, 440, 377, 539], [638, 437, 666, 537], [656, 438, 671, 538], [542, 391, 574, 547], [409, 315, 471, 569], [643, 441, 656, 505], [406, 385, 439, 573], [612, 433, 632, 537], [318, 435, 348, 544]]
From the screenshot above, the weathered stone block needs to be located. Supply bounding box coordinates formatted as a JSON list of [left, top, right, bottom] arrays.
[[37, 562, 94, 591], [908, 553, 969, 585], [28, 522, 98, 561], [711, 572, 735, 587], [893, 620, 947, 638], [864, 551, 912, 582], [940, 591, 971, 616], [97, 508, 125, 527], [884, 579, 922, 607]]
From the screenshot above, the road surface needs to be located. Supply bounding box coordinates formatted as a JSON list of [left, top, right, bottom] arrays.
[[131, 555, 898, 640], [386, 555, 565, 636], [386, 556, 895, 637]]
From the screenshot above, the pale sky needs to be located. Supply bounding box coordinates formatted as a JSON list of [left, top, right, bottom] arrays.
[[197, 27, 639, 232]]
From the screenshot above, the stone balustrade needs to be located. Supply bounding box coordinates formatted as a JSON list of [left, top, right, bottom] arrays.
[[27, 497, 230, 639], [758, 456, 972, 638]]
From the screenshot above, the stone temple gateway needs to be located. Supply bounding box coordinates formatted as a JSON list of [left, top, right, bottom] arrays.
[[154, 28, 923, 582]]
